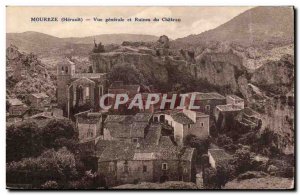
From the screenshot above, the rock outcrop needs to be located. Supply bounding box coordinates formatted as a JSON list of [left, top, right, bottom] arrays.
[[6, 45, 56, 101]]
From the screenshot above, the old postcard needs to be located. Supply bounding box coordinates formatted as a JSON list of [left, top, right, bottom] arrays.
[[6, 6, 295, 190]]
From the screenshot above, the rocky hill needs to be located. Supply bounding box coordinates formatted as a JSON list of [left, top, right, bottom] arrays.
[[6, 45, 56, 101], [174, 6, 294, 48]]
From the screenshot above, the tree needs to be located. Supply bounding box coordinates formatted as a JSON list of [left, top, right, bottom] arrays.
[[7, 147, 78, 188], [232, 145, 255, 175], [184, 134, 209, 161], [203, 167, 218, 189], [6, 121, 43, 162], [41, 119, 77, 149], [107, 63, 145, 85]]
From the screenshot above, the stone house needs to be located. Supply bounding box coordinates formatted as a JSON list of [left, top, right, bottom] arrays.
[[43, 104, 64, 118], [7, 98, 28, 116], [185, 92, 226, 118], [96, 135, 196, 187], [75, 110, 103, 142], [103, 113, 152, 143], [28, 92, 50, 108], [153, 109, 209, 145], [226, 95, 244, 109]]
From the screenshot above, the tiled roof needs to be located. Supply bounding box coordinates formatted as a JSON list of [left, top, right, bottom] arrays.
[[181, 148, 195, 161], [75, 111, 102, 124], [8, 98, 24, 106], [98, 142, 136, 161], [187, 92, 225, 100], [159, 136, 175, 147], [104, 113, 152, 138], [31, 92, 49, 99], [96, 139, 195, 162], [105, 115, 127, 123], [216, 104, 243, 112], [144, 124, 161, 145], [71, 77, 95, 85], [171, 112, 194, 125], [133, 152, 156, 160], [227, 94, 243, 101], [243, 107, 260, 117], [196, 112, 209, 117], [72, 73, 106, 79], [134, 113, 153, 122]]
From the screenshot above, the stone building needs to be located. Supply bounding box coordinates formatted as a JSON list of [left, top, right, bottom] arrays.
[[56, 57, 107, 117], [28, 92, 50, 108], [226, 95, 244, 109], [96, 134, 196, 187], [103, 113, 152, 143], [75, 110, 103, 143], [153, 109, 209, 145], [7, 98, 28, 116], [185, 92, 226, 118]]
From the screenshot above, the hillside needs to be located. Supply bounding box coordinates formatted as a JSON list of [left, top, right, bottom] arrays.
[[6, 45, 56, 101], [63, 34, 158, 45], [7, 31, 158, 57], [174, 6, 294, 47]]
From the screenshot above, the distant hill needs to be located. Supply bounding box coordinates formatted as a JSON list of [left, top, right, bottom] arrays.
[[174, 6, 294, 47], [63, 34, 158, 45], [6, 31, 159, 57]]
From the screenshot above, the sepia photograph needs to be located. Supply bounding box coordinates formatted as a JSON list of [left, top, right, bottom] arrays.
[[5, 6, 295, 190]]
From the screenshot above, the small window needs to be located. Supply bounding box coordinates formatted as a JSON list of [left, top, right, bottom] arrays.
[[205, 105, 210, 112], [162, 163, 168, 170], [61, 66, 64, 71], [132, 138, 138, 143], [143, 165, 147, 173], [66, 67, 68, 73], [201, 122, 204, 127], [184, 168, 188, 173], [123, 161, 129, 173], [188, 124, 191, 129]]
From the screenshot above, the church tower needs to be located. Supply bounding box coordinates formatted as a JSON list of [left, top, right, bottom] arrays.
[[56, 57, 75, 112]]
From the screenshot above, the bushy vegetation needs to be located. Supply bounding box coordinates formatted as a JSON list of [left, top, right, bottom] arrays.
[[7, 147, 78, 188], [107, 63, 146, 85], [184, 134, 209, 162], [7, 119, 78, 163]]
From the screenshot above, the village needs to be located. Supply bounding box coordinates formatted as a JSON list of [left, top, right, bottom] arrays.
[[6, 38, 266, 189]]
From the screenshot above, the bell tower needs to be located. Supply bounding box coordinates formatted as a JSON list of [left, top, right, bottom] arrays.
[[57, 57, 75, 112]]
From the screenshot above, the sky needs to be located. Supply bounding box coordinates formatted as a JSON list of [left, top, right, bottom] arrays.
[[6, 6, 252, 39]]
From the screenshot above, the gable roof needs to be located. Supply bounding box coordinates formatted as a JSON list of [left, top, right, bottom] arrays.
[[104, 113, 152, 139], [8, 98, 24, 106], [144, 124, 161, 145], [171, 112, 194, 125], [71, 77, 95, 85], [187, 92, 225, 100], [31, 92, 49, 99], [75, 111, 102, 124], [227, 94, 243, 101]]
